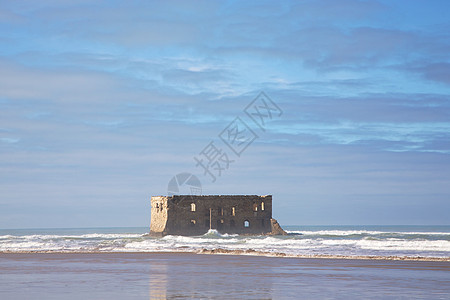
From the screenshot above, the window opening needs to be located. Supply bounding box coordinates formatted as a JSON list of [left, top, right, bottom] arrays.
[[217, 219, 223, 229]]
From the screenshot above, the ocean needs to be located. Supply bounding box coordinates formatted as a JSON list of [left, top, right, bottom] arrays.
[[1, 225, 449, 259], [1, 226, 449, 299]]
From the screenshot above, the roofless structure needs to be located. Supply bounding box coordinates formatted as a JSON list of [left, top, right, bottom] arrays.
[[149, 195, 286, 236]]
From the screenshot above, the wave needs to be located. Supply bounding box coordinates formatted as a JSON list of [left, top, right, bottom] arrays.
[[288, 230, 450, 236], [1, 228, 449, 259], [286, 230, 450, 242]]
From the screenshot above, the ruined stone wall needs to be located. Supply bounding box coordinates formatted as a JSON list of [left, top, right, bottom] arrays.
[[150, 196, 169, 235], [150, 195, 273, 236]]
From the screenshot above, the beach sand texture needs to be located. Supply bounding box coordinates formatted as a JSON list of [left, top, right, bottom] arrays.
[[1, 252, 449, 299]]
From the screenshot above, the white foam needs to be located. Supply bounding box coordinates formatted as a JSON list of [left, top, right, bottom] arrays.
[[289, 230, 385, 236], [1, 230, 449, 257], [0, 235, 16, 239], [287, 230, 450, 236], [357, 239, 450, 252]]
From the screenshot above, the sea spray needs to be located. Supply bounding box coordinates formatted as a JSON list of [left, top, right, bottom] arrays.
[[1, 226, 449, 259]]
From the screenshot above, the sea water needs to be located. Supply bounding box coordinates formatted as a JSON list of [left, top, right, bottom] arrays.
[[1, 225, 449, 258]]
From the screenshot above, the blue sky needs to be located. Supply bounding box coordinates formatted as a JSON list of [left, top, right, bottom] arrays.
[[1, 0, 449, 228]]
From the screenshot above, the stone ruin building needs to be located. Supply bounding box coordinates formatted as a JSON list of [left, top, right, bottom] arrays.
[[149, 195, 286, 236]]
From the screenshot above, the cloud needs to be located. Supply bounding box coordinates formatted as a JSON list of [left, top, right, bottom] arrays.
[[162, 68, 229, 84], [406, 62, 450, 85], [270, 27, 416, 70], [421, 63, 450, 85], [0, 6, 25, 24], [0, 59, 123, 103], [287, 0, 384, 21], [0, 137, 20, 144], [1, 0, 450, 227], [7, 0, 217, 47], [259, 89, 450, 154]]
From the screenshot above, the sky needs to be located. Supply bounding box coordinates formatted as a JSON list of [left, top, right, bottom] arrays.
[[0, 0, 449, 228]]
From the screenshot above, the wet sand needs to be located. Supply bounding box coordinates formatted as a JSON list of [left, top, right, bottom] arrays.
[[2, 249, 449, 261], [1, 252, 449, 299]]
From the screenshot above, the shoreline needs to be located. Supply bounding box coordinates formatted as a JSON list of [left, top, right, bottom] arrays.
[[1, 249, 449, 262]]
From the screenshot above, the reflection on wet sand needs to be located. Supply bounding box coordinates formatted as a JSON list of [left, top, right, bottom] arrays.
[[149, 262, 167, 299], [148, 253, 274, 299]]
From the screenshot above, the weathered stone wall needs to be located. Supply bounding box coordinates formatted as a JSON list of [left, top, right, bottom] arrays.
[[150, 196, 168, 235], [150, 195, 274, 236]]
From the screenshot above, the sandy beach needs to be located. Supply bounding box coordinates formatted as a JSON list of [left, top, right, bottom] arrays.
[[1, 252, 449, 299]]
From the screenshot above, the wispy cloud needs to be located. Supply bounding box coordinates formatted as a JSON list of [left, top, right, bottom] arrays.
[[1, 0, 449, 227]]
